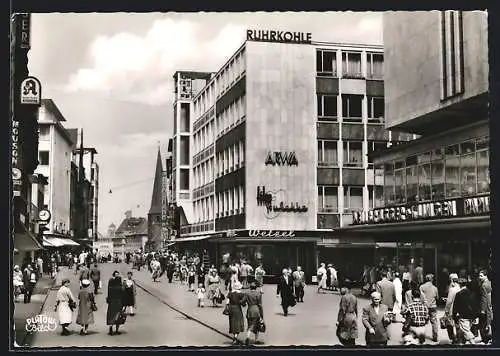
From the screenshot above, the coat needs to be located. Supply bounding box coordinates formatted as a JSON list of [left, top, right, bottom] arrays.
[[227, 291, 245, 334], [106, 277, 125, 325], [292, 270, 306, 287], [90, 267, 101, 282], [76, 288, 95, 325], [244, 290, 263, 328], [452, 288, 479, 320], [392, 277, 403, 314], [337, 293, 358, 341], [376, 278, 396, 310], [56, 285, 75, 325], [362, 304, 390, 344], [479, 279, 493, 324], [420, 281, 439, 309], [276, 275, 295, 308]]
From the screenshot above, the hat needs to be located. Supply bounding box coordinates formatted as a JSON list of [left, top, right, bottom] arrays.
[[232, 281, 242, 290], [449, 273, 459, 280], [14, 265, 19, 269], [81, 279, 91, 286]]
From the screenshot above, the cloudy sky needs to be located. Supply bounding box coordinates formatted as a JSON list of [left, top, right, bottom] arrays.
[[28, 12, 383, 233]]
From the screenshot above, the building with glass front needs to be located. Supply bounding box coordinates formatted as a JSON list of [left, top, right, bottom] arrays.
[[167, 32, 414, 281], [344, 11, 490, 291]]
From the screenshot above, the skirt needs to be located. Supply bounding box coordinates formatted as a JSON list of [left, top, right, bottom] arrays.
[[228, 305, 244, 334], [106, 301, 125, 325], [247, 305, 261, 333], [57, 302, 73, 325]]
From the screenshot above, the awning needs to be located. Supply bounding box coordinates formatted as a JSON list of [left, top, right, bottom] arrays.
[[43, 237, 80, 247], [15, 224, 43, 251], [173, 235, 211, 242]]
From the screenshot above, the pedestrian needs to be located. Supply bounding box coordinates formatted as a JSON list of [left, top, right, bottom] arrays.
[[452, 278, 479, 345], [196, 283, 206, 307], [79, 264, 90, 288], [167, 259, 175, 283], [225, 281, 246, 344], [207, 269, 222, 307], [444, 273, 460, 344], [402, 288, 429, 345], [413, 261, 424, 286], [106, 270, 126, 335], [276, 268, 295, 316], [76, 279, 96, 335], [478, 270, 492, 344], [150, 258, 161, 282], [22, 264, 37, 304], [122, 271, 137, 316], [90, 263, 101, 295], [376, 271, 396, 312], [405, 280, 419, 306], [36, 256, 44, 278], [419, 273, 439, 342], [188, 265, 196, 291], [392, 272, 403, 317], [55, 278, 76, 336], [292, 266, 306, 303], [317, 263, 327, 293], [13, 265, 24, 303], [362, 291, 392, 346], [243, 282, 264, 345], [240, 261, 250, 289], [254, 264, 266, 294], [328, 264, 338, 291], [336, 287, 358, 346]]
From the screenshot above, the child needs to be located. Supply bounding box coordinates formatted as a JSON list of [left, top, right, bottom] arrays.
[[196, 283, 205, 307], [188, 266, 196, 291]]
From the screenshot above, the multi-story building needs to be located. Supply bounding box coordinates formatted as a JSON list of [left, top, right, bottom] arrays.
[[116, 211, 148, 254], [35, 99, 76, 242], [345, 11, 489, 291], [168, 31, 414, 280]]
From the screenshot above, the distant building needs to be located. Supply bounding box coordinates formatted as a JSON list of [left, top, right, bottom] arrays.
[[116, 211, 148, 254], [147, 148, 164, 251]]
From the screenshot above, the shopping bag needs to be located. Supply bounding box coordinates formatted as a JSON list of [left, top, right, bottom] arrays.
[[222, 304, 231, 316]]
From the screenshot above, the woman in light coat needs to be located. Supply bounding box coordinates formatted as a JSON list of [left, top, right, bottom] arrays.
[[392, 272, 403, 316], [76, 279, 95, 335], [55, 278, 76, 336]]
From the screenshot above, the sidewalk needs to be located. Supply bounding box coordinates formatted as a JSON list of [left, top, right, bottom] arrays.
[[14, 267, 77, 347], [125, 265, 451, 346]]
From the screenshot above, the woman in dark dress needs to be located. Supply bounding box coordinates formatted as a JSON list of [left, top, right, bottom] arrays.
[[226, 281, 246, 344], [106, 270, 125, 335], [336, 287, 358, 346], [244, 282, 264, 345], [122, 271, 137, 316]]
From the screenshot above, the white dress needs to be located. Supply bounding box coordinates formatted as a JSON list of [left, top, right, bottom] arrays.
[[317, 267, 327, 289], [56, 285, 75, 325], [393, 277, 403, 314]]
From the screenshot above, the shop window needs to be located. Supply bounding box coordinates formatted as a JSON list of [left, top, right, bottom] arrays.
[[477, 150, 490, 193], [342, 95, 362, 122], [344, 186, 363, 211], [460, 152, 477, 196], [341, 52, 363, 78], [39, 151, 50, 165], [445, 144, 460, 197], [343, 141, 363, 167], [318, 140, 338, 166], [418, 164, 432, 201], [367, 96, 384, 123], [384, 163, 395, 205], [374, 185, 384, 208], [367, 53, 384, 79], [394, 167, 406, 204]]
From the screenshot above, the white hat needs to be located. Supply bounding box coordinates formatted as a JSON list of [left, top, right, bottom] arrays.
[[232, 281, 242, 290], [81, 279, 91, 286]]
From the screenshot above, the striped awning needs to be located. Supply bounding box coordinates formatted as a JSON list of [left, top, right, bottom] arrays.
[[43, 237, 80, 247]]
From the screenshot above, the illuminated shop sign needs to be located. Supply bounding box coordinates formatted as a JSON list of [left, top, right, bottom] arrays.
[[246, 29, 312, 44], [265, 151, 298, 166], [352, 195, 490, 225], [256, 186, 308, 215]]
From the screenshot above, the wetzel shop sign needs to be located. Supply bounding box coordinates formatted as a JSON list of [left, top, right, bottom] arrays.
[[352, 195, 490, 225]]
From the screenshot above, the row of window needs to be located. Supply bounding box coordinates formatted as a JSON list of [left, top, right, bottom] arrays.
[[317, 140, 388, 167], [316, 50, 383, 79], [216, 95, 246, 138], [317, 185, 384, 213], [193, 121, 215, 156], [215, 141, 245, 178], [193, 195, 215, 223], [193, 83, 216, 119], [381, 136, 490, 205], [193, 158, 214, 190], [317, 95, 384, 122], [216, 186, 245, 218], [216, 49, 246, 99]]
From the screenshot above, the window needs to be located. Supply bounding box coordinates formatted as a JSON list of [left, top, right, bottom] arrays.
[[342, 95, 362, 122], [39, 151, 49, 165], [343, 141, 363, 167], [417, 152, 432, 201], [180, 136, 190, 165], [367, 53, 384, 79], [180, 103, 190, 132], [405, 156, 418, 202], [344, 186, 363, 211], [317, 95, 337, 119], [318, 186, 338, 212], [372, 185, 384, 208], [460, 140, 476, 196], [367, 97, 384, 122], [394, 161, 406, 204], [341, 52, 362, 78], [445, 144, 460, 197], [476, 136, 489, 193], [179, 169, 189, 190], [318, 140, 338, 166], [431, 148, 445, 200], [367, 141, 388, 164], [317, 50, 337, 76], [38, 125, 50, 140], [384, 163, 395, 205]]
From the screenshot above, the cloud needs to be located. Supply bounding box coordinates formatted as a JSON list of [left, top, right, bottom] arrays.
[[65, 19, 246, 106]]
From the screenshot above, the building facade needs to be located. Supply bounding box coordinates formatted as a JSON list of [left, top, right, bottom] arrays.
[[116, 211, 148, 255], [345, 11, 489, 290], [168, 33, 414, 280]]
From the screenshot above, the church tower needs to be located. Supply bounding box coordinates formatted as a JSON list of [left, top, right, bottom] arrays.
[[147, 147, 164, 251]]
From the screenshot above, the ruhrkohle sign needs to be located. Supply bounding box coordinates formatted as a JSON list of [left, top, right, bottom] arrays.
[[247, 29, 312, 44]]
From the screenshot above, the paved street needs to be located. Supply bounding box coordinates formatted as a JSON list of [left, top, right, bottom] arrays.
[[29, 263, 228, 347], [123, 264, 452, 347]]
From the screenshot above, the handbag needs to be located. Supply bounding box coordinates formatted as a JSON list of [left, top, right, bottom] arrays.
[[68, 299, 77, 311], [289, 295, 297, 307], [91, 302, 98, 312], [222, 303, 231, 316], [258, 319, 266, 333], [116, 309, 127, 324], [439, 316, 447, 329]]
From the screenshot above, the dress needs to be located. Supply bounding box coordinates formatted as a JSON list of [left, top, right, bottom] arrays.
[[106, 277, 125, 325], [317, 267, 327, 289], [227, 291, 246, 334], [56, 285, 75, 325], [337, 293, 358, 343], [122, 279, 136, 307], [207, 274, 221, 300], [76, 288, 95, 325], [244, 290, 263, 333]]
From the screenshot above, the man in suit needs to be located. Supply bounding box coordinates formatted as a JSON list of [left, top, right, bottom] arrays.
[[478, 270, 492, 344], [90, 263, 101, 294], [276, 268, 295, 316], [293, 266, 306, 303], [362, 291, 391, 346], [419, 273, 439, 342], [376, 271, 396, 311]]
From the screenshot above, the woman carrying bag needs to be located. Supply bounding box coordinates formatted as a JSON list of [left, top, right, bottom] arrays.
[[55, 278, 76, 336], [244, 282, 265, 345], [224, 281, 246, 344], [76, 279, 96, 335]]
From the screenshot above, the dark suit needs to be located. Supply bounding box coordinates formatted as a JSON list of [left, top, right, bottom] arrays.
[[479, 279, 492, 343], [276, 275, 294, 316], [90, 267, 101, 294], [362, 304, 390, 346], [376, 278, 396, 311]]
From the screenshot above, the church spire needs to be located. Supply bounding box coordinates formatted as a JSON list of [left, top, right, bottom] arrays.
[[149, 146, 164, 215]]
